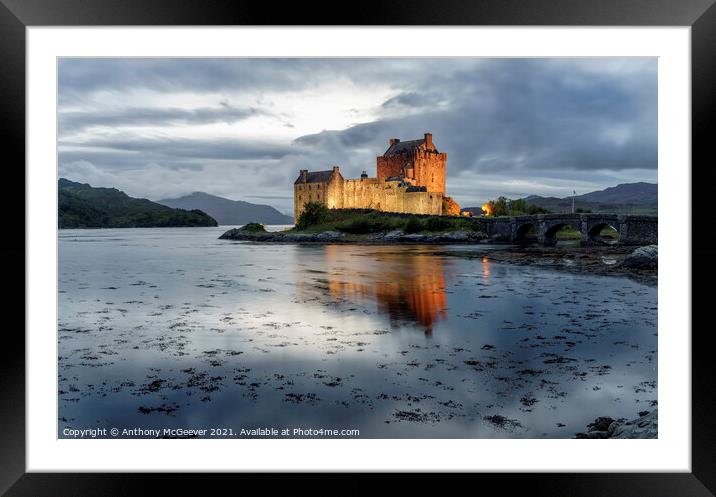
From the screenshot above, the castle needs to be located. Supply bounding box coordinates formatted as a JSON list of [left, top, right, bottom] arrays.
[[293, 133, 459, 223]]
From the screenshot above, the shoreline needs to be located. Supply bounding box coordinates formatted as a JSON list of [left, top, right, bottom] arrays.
[[219, 228, 657, 284], [443, 244, 657, 285], [218, 227, 488, 244], [575, 409, 658, 439]]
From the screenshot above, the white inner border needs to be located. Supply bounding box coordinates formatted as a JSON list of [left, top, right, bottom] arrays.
[[27, 27, 691, 472]]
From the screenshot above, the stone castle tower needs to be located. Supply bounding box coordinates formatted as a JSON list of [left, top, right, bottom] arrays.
[[294, 133, 456, 223], [376, 133, 447, 195]]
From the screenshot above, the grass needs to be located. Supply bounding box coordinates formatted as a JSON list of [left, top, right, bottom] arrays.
[[293, 206, 481, 235], [555, 227, 581, 240], [556, 225, 619, 240], [292, 204, 622, 241], [240, 222, 267, 232]]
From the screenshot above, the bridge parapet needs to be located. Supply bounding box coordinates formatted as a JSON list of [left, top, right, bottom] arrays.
[[469, 213, 656, 246]]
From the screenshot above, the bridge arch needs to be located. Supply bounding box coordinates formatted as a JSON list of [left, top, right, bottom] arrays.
[[514, 222, 538, 243], [544, 222, 580, 245], [588, 222, 620, 244], [540, 214, 582, 245]]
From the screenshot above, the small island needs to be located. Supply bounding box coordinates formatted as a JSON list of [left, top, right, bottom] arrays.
[[219, 205, 485, 243]]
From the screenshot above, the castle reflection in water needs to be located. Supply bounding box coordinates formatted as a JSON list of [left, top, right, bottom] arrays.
[[300, 246, 490, 335]]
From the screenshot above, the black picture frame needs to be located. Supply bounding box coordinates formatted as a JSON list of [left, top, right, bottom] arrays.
[[3, 0, 714, 494]]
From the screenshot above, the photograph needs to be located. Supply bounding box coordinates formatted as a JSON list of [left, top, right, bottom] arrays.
[[57, 56, 658, 440]]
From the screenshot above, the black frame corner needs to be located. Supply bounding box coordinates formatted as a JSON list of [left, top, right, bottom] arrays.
[[5, 0, 716, 494]]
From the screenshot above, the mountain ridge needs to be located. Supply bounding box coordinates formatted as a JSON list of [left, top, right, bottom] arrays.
[[158, 192, 293, 225], [58, 178, 218, 228], [464, 182, 657, 215], [527, 182, 657, 205]]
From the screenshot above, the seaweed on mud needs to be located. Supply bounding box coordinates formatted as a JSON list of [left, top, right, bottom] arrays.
[[134, 378, 167, 395], [138, 403, 179, 415], [392, 409, 441, 423], [284, 393, 320, 404], [483, 414, 522, 430]]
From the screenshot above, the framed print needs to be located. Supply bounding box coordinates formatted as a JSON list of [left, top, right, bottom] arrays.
[[4, 0, 715, 494]]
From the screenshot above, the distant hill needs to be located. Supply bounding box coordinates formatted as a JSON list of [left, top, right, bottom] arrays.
[[525, 182, 657, 215], [158, 192, 293, 225], [59, 178, 218, 228], [464, 182, 657, 216], [574, 182, 657, 205]]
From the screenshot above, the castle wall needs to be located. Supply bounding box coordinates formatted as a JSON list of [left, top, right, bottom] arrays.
[[294, 177, 443, 223], [399, 188, 443, 215], [294, 181, 329, 223], [325, 176, 344, 210], [342, 178, 384, 210], [342, 179, 442, 215]]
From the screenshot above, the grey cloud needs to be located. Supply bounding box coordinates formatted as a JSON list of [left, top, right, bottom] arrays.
[[58, 148, 208, 171], [294, 58, 657, 176], [381, 91, 442, 109], [294, 120, 389, 150], [58, 58, 416, 102], [62, 136, 297, 161], [60, 104, 262, 134]]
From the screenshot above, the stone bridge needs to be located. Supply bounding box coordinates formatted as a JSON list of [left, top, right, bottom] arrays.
[[472, 213, 657, 246]]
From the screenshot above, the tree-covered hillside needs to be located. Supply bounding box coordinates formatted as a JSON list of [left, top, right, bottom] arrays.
[[58, 179, 218, 228]]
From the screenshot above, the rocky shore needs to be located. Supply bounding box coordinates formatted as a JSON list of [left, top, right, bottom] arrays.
[[622, 244, 658, 269], [575, 409, 658, 439], [219, 227, 488, 243], [447, 243, 657, 284]]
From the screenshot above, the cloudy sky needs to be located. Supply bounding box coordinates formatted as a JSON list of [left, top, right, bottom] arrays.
[[58, 57, 657, 214]]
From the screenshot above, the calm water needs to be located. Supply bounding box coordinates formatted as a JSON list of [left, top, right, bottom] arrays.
[[58, 227, 657, 438]]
